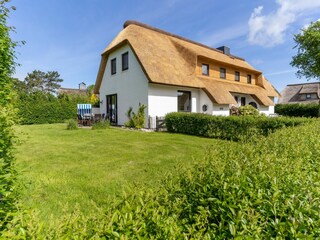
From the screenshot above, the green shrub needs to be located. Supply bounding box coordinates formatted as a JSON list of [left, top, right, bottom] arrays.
[[92, 119, 110, 130], [165, 112, 309, 141], [15, 92, 90, 125], [125, 104, 147, 129], [238, 105, 259, 116], [66, 119, 78, 130], [275, 103, 320, 117], [7, 121, 320, 238]]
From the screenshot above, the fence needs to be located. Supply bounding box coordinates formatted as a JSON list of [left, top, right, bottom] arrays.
[[77, 104, 92, 116], [148, 116, 166, 131]]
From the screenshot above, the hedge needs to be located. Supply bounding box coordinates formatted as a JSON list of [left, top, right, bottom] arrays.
[[15, 92, 90, 125], [275, 103, 320, 117], [165, 112, 309, 141], [5, 121, 320, 238]]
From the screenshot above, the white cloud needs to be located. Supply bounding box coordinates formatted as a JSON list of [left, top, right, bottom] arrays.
[[248, 0, 320, 47], [199, 24, 247, 47]]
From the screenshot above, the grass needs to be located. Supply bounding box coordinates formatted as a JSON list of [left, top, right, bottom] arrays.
[[14, 124, 224, 226]]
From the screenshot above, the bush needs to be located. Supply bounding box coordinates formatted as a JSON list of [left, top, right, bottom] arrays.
[[165, 112, 309, 141], [15, 92, 90, 125], [275, 103, 320, 117], [238, 105, 259, 116], [66, 119, 78, 130], [92, 119, 110, 130], [125, 104, 147, 129], [6, 121, 320, 238]]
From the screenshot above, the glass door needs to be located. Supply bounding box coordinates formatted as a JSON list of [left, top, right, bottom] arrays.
[[106, 94, 117, 124]]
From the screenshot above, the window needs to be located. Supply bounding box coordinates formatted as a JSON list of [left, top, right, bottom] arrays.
[[202, 64, 209, 76], [234, 96, 238, 103], [177, 91, 191, 112], [241, 97, 246, 106], [235, 71, 240, 81], [247, 74, 252, 84], [122, 52, 129, 71], [249, 102, 257, 109], [220, 68, 226, 79], [306, 94, 311, 99], [111, 58, 116, 75]]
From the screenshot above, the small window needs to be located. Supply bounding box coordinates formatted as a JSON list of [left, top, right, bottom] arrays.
[[111, 58, 116, 75], [247, 74, 252, 84], [234, 96, 238, 103], [306, 94, 311, 99], [177, 91, 191, 112], [220, 68, 226, 79], [122, 52, 129, 71], [249, 102, 258, 109], [235, 71, 240, 81], [202, 64, 209, 76], [241, 97, 246, 106]]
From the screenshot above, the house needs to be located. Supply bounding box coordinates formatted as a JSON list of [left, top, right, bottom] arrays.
[[278, 82, 320, 104], [94, 20, 279, 127], [58, 82, 88, 95]]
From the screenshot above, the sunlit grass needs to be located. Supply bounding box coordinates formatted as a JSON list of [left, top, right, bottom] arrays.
[[15, 124, 222, 224]]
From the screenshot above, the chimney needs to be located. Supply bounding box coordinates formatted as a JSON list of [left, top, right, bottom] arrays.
[[217, 46, 230, 55]]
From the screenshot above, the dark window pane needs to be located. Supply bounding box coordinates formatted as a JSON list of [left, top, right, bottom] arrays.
[[241, 97, 246, 106], [177, 91, 191, 112], [202, 64, 209, 76], [111, 58, 116, 75], [122, 52, 129, 71], [235, 71, 240, 81], [247, 74, 252, 84], [220, 68, 226, 79]]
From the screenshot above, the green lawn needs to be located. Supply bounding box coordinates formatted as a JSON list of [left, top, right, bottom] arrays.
[[15, 124, 222, 224]]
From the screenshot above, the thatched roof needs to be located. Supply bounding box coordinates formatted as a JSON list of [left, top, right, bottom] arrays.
[[94, 20, 279, 106], [58, 87, 87, 95], [278, 82, 320, 104]]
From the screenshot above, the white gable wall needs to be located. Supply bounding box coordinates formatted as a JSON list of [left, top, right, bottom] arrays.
[[99, 44, 148, 126]]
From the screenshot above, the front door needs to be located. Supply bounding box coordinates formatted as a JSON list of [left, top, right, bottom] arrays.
[[106, 94, 117, 124]]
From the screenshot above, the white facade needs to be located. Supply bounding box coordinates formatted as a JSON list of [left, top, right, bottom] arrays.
[[99, 44, 148, 126], [99, 43, 275, 127]]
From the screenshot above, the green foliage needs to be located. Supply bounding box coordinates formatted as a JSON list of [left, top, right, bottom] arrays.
[[15, 91, 90, 124], [291, 21, 320, 80], [238, 104, 259, 116], [7, 121, 320, 238], [66, 119, 78, 130], [125, 104, 147, 129], [92, 119, 110, 130], [24, 70, 63, 94], [0, 0, 18, 233], [275, 103, 320, 117], [165, 112, 309, 141]]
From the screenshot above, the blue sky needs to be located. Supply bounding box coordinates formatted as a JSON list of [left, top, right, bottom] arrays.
[[8, 0, 320, 92]]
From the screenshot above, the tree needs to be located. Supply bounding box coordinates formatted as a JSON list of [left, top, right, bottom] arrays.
[[291, 21, 320, 81], [24, 70, 63, 94]]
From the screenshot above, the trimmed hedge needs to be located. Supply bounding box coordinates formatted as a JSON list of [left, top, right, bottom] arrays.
[[165, 112, 309, 141], [5, 121, 320, 238], [275, 103, 320, 117], [15, 92, 90, 125]]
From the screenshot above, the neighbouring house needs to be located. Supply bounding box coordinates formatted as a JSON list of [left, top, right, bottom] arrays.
[[278, 82, 320, 104], [58, 82, 88, 95], [94, 20, 279, 127]]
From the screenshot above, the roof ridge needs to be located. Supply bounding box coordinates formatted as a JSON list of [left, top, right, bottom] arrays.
[[123, 20, 245, 61], [287, 82, 320, 86]]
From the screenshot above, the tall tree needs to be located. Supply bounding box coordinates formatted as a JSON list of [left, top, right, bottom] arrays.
[[291, 21, 320, 81], [44, 71, 63, 94], [24, 70, 63, 94]]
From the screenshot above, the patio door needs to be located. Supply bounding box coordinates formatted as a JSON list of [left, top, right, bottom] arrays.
[[106, 94, 117, 124]]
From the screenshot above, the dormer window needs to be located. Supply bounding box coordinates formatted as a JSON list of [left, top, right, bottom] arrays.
[[306, 94, 311, 99], [202, 64, 209, 76], [235, 71, 240, 81], [247, 74, 252, 84], [220, 68, 226, 79]]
